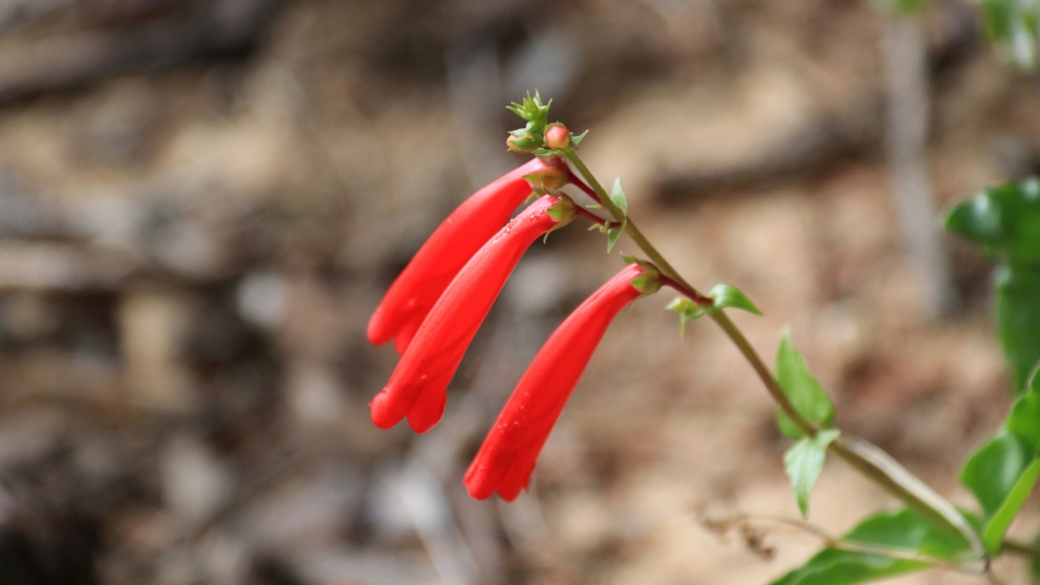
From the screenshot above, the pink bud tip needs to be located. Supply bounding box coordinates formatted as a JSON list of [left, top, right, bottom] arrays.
[[545, 124, 570, 150]]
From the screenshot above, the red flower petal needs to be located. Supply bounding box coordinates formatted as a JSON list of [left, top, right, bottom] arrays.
[[464, 263, 647, 501], [367, 158, 552, 354], [370, 195, 573, 433]]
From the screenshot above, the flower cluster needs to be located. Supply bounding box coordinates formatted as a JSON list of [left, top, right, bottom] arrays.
[[367, 151, 660, 499]]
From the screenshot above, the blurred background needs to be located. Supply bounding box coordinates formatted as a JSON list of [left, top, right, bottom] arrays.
[[0, 0, 1035, 583]]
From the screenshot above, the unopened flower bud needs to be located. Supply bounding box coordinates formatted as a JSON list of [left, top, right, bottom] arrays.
[[507, 134, 536, 153], [545, 124, 570, 150]]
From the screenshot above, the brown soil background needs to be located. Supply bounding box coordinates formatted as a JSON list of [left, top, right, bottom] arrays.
[[0, 0, 1035, 583]]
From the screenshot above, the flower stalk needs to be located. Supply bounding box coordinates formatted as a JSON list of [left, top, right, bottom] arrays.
[[561, 146, 984, 554]]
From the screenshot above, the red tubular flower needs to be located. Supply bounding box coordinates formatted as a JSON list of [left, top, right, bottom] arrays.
[[368, 158, 560, 354], [370, 195, 576, 433], [464, 263, 655, 501]]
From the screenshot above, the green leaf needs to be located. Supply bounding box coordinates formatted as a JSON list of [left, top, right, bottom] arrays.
[[611, 178, 629, 215], [571, 129, 589, 147], [1008, 366, 1040, 452], [606, 217, 627, 253], [784, 429, 840, 518], [946, 179, 1040, 395], [775, 329, 836, 439], [962, 432, 1031, 517], [983, 458, 1040, 554], [945, 178, 1040, 263], [961, 371, 1040, 553], [708, 284, 763, 316], [769, 509, 974, 585], [995, 263, 1040, 395]]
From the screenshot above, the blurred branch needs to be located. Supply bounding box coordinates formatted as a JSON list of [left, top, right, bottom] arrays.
[[882, 15, 958, 317]]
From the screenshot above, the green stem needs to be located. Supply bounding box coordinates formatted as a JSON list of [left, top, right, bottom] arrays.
[[563, 147, 815, 434], [1001, 539, 1040, 560], [561, 147, 985, 557]]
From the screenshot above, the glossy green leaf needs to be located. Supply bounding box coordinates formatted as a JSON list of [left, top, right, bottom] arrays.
[[769, 508, 973, 585], [983, 458, 1040, 554], [996, 264, 1040, 394], [945, 178, 1040, 263], [708, 284, 763, 316], [962, 432, 1031, 517], [784, 429, 840, 518], [961, 372, 1040, 553], [946, 179, 1040, 395], [1008, 367, 1040, 452], [775, 329, 836, 438]]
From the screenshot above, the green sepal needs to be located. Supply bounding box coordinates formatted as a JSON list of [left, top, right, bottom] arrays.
[[545, 198, 576, 224], [571, 129, 589, 147], [708, 284, 762, 316], [783, 429, 840, 518], [667, 296, 708, 338], [631, 265, 661, 296], [507, 91, 552, 150], [775, 329, 836, 439]]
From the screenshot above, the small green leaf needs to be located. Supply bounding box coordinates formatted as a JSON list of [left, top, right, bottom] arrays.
[[775, 329, 836, 438], [946, 179, 1040, 395], [707, 284, 763, 316], [784, 429, 840, 518], [611, 178, 629, 215], [961, 370, 1040, 553], [945, 178, 1040, 263], [606, 218, 627, 253], [962, 432, 1030, 517], [571, 129, 589, 147], [996, 263, 1040, 395], [1008, 366, 1040, 452], [769, 509, 975, 585], [983, 458, 1040, 554]]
